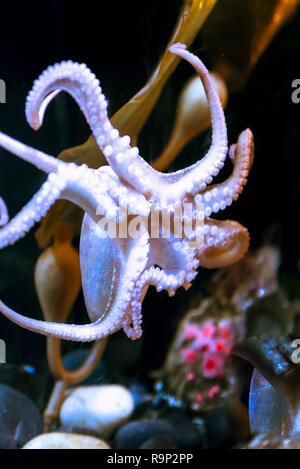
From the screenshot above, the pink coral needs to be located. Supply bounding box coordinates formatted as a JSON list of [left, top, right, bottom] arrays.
[[208, 384, 221, 398], [184, 325, 198, 340], [202, 354, 225, 378], [182, 348, 197, 364], [186, 371, 195, 381], [195, 392, 204, 404], [182, 320, 234, 405]]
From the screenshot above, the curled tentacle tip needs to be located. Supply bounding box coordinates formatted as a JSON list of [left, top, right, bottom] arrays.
[[25, 101, 42, 131], [240, 127, 255, 167], [229, 128, 254, 164], [241, 128, 254, 146], [26, 88, 61, 131], [31, 122, 40, 131], [169, 43, 187, 54], [238, 128, 254, 145]]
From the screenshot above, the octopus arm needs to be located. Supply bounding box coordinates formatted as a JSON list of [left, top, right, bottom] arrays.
[[24, 45, 228, 207], [0, 196, 8, 227], [0, 216, 150, 342], [195, 128, 254, 218], [0, 130, 60, 173], [197, 219, 250, 268]]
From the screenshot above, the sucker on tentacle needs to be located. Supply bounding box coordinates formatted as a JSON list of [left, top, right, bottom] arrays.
[[0, 44, 254, 342]]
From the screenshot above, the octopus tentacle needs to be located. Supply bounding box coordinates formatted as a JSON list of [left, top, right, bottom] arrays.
[[25, 45, 227, 208], [0, 196, 8, 227], [123, 238, 202, 339], [0, 227, 150, 342], [0, 172, 67, 249], [195, 128, 254, 218], [148, 238, 199, 291], [102, 43, 228, 205], [122, 266, 178, 339], [82, 212, 150, 342], [25, 61, 154, 206], [165, 44, 228, 188], [122, 312, 143, 340], [25, 60, 132, 157], [99, 166, 150, 217], [0, 163, 129, 250], [0, 299, 125, 342], [0, 45, 253, 343], [197, 219, 250, 268], [123, 238, 201, 339], [104, 43, 228, 205], [0, 131, 60, 173], [122, 280, 148, 340]]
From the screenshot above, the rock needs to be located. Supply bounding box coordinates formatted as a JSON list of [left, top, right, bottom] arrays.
[[166, 411, 204, 448], [0, 435, 19, 449], [115, 419, 177, 449], [0, 384, 43, 448], [60, 385, 134, 438], [23, 432, 110, 449], [140, 435, 178, 449], [0, 363, 47, 408]]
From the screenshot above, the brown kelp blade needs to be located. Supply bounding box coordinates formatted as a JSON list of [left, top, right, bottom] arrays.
[[112, 0, 219, 145], [201, 0, 300, 90]]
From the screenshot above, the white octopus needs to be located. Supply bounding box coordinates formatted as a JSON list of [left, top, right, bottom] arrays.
[[0, 44, 254, 341]]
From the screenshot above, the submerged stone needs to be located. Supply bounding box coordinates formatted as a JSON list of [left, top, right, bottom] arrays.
[[140, 435, 178, 449], [0, 384, 43, 448], [60, 384, 134, 438], [23, 432, 110, 449], [115, 419, 177, 449]]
